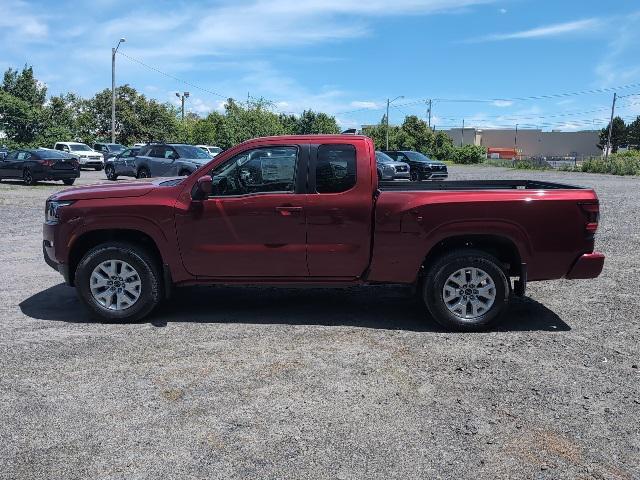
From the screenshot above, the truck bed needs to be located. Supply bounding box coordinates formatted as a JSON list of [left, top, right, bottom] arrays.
[[379, 180, 586, 191]]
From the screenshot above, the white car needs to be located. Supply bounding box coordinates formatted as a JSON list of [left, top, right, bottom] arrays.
[[54, 142, 104, 170], [196, 145, 222, 157]]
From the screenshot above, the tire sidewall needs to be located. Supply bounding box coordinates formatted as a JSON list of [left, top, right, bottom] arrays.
[[105, 165, 116, 180], [424, 250, 509, 331], [75, 243, 161, 322], [23, 168, 35, 185]]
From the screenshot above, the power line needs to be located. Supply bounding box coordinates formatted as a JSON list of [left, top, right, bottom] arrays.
[[117, 51, 230, 100]]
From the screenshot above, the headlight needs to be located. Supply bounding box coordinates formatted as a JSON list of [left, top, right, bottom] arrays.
[[383, 164, 395, 172], [46, 200, 74, 223]]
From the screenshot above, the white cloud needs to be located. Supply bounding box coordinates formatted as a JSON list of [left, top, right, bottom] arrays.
[[498, 8, 507, 14], [492, 100, 513, 107], [467, 18, 600, 42], [0, 0, 48, 40], [350, 101, 379, 109], [594, 12, 640, 87]]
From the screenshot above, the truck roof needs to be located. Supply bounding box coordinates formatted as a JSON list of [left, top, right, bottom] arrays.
[[241, 134, 370, 144]]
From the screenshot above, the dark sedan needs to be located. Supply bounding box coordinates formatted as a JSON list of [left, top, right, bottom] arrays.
[[382, 150, 448, 180], [0, 148, 80, 185]]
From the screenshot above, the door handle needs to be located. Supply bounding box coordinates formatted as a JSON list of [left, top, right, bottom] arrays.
[[275, 206, 303, 216]]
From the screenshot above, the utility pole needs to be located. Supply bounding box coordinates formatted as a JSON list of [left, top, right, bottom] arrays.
[[111, 38, 125, 143], [385, 96, 404, 150], [427, 99, 432, 129], [605, 92, 617, 160], [176, 92, 190, 121], [461, 119, 465, 146]]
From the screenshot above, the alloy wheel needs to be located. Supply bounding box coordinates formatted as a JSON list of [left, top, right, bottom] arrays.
[[441, 267, 496, 320], [90, 259, 142, 311]]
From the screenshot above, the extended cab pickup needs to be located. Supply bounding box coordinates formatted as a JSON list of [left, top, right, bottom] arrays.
[[43, 135, 605, 331]]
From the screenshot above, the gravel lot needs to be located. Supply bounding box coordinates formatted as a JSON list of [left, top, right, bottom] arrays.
[[1, 166, 638, 479]]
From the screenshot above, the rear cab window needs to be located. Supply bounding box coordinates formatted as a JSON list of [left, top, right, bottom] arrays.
[[315, 144, 357, 194]]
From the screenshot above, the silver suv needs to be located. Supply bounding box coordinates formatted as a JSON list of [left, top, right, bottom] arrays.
[[134, 144, 213, 178]]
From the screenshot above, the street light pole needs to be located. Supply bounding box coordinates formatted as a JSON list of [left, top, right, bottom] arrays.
[[176, 92, 190, 120], [385, 95, 404, 150], [111, 38, 125, 144]]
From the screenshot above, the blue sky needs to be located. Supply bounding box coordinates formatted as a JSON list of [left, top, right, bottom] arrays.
[[2, 0, 640, 130]]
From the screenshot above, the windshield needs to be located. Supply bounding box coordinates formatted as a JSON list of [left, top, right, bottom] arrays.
[[404, 151, 436, 162], [174, 145, 212, 160], [108, 144, 125, 152], [376, 151, 396, 163], [69, 144, 92, 152]]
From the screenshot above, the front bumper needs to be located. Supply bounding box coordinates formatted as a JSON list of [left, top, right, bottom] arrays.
[[43, 240, 71, 284], [393, 171, 410, 180], [565, 252, 605, 279]]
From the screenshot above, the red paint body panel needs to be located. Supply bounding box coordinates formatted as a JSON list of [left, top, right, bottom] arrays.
[[44, 134, 605, 289]]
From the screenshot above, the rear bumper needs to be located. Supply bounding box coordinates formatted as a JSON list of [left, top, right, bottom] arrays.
[[565, 252, 605, 279], [35, 169, 80, 180]]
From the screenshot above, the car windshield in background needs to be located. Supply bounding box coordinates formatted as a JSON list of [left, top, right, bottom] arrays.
[[108, 144, 125, 152], [404, 151, 435, 162], [37, 149, 71, 159], [69, 144, 92, 151], [376, 152, 396, 163], [174, 146, 212, 159]]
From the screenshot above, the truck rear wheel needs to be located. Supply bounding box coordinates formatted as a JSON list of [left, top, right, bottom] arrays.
[[422, 249, 510, 331], [75, 242, 162, 322]]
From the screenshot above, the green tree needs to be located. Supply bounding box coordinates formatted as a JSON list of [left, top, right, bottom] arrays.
[[598, 116, 627, 153], [627, 115, 640, 149], [1, 65, 48, 145], [296, 110, 340, 134]]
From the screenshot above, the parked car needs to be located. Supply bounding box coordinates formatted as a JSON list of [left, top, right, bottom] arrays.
[[104, 147, 141, 181], [54, 142, 104, 170], [0, 146, 8, 160], [383, 150, 448, 180], [375, 151, 410, 180], [134, 143, 213, 178], [0, 148, 79, 185], [196, 145, 223, 157], [43, 134, 604, 331], [93, 142, 126, 160]]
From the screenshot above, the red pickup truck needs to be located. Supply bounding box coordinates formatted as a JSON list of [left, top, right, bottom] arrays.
[[43, 135, 604, 331]]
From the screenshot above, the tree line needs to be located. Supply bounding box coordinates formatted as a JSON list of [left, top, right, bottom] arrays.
[[598, 116, 640, 153], [1, 65, 486, 163]]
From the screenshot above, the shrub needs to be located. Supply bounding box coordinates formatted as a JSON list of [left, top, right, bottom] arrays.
[[581, 155, 640, 175], [451, 144, 486, 164]]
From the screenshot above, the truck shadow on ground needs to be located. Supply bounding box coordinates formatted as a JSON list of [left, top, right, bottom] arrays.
[[20, 283, 570, 332]]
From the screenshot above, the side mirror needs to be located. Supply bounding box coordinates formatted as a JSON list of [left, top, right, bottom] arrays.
[[193, 175, 213, 200]]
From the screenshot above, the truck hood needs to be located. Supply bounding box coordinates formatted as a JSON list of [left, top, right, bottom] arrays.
[[49, 179, 167, 201]]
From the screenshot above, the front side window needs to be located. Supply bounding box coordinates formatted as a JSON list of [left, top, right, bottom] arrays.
[[174, 145, 210, 159], [210, 146, 298, 196], [316, 144, 357, 194]]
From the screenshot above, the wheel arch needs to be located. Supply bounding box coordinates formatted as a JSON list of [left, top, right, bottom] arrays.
[[68, 229, 164, 286], [421, 234, 523, 277]]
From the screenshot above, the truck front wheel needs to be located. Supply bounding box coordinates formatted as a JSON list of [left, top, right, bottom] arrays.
[[422, 249, 510, 331], [75, 242, 162, 322]]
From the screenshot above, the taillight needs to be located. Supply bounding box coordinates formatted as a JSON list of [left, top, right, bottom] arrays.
[[39, 159, 55, 167], [579, 202, 599, 234]]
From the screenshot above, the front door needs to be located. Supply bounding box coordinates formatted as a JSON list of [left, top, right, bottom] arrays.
[[176, 145, 309, 277]]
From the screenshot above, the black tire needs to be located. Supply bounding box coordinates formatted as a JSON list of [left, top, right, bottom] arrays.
[[62, 179, 75, 186], [105, 165, 117, 181], [23, 168, 36, 186], [75, 242, 162, 322], [137, 167, 150, 179], [410, 170, 419, 181], [95, 165, 103, 171], [422, 249, 510, 331]]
